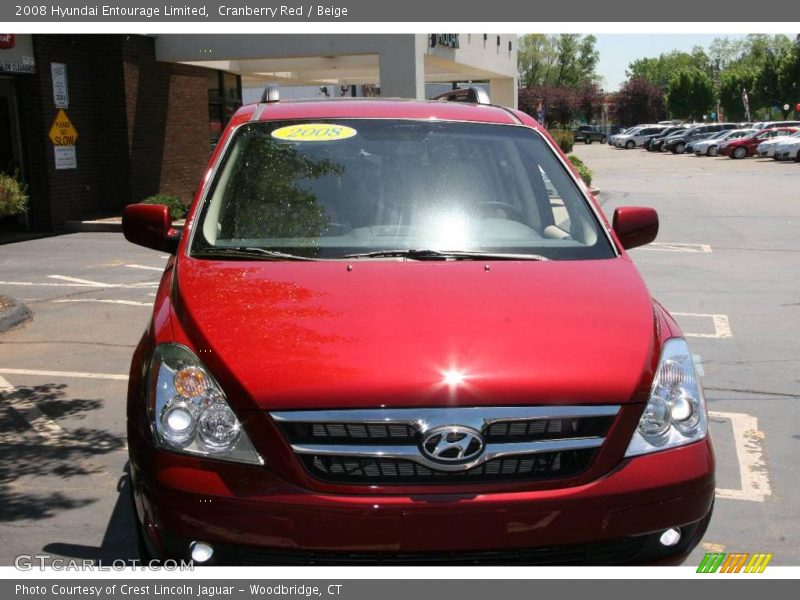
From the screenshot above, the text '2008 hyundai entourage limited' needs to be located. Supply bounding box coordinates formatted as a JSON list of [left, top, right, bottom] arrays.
[[122, 85, 714, 566]]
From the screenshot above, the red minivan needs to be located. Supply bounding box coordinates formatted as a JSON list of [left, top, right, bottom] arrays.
[[123, 87, 715, 566]]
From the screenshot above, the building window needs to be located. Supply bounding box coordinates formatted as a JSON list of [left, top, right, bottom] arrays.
[[208, 70, 241, 149]]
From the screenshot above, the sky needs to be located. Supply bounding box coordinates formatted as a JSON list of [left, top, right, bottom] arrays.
[[594, 34, 748, 91]]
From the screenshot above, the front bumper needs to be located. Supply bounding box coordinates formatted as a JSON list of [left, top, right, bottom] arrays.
[[130, 435, 715, 565]]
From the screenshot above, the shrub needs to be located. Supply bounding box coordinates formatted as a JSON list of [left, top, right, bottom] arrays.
[[567, 154, 593, 186], [549, 129, 574, 153], [0, 172, 28, 217], [140, 193, 187, 221]]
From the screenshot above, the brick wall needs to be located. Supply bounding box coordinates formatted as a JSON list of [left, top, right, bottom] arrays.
[[20, 35, 216, 230]]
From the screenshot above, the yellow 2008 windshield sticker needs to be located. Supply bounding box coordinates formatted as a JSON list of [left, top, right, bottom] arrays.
[[271, 123, 357, 142]]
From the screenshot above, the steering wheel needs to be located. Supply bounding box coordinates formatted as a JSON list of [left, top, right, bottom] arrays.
[[477, 201, 527, 222]]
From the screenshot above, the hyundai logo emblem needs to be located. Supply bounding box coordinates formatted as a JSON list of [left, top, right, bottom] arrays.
[[421, 426, 485, 463]]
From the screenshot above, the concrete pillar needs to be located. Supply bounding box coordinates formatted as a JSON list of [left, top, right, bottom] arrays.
[[378, 35, 425, 99], [490, 77, 517, 109]]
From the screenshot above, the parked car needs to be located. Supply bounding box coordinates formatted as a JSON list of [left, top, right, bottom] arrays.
[[756, 130, 800, 158], [647, 127, 686, 152], [693, 129, 755, 156], [773, 136, 800, 161], [121, 87, 714, 566], [609, 126, 640, 147], [752, 120, 800, 130], [719, 127, 799, 159], [574, 125, 607, 144], [614, 126, 666, 149], [664, 123, 739, 154]]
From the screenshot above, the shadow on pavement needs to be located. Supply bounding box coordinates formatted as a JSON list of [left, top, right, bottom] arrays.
[[43, 464, 138, 564], [0, 382, 125, 522]]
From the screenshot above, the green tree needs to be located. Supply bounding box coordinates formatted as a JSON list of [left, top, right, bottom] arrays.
[[518, 34, 599, 88], [627, 50, 710, 89], [666, 67, 716, 121], [719, 65, 759, 122], [517, 34, 559, 88]]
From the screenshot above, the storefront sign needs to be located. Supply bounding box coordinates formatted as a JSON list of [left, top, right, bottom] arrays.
[[430, 34, 460, 49], [0, 33, 35, 73], [54, 145, 77, 170], [51, 63, 69, 109], [48, 109, 79, 145]]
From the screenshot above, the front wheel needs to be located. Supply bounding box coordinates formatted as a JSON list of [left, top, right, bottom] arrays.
[[601, 135, 607, 144], [674, 142, 686, 154], [625, 140, 635, 149], [585, 137, 592, 144], [708, 145, 718, 157], [732, 146, 747, 159], [796, 149, 800, 162]]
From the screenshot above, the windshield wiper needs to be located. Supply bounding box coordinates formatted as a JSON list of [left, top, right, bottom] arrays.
[[192, 247, 318, 261], [342, 249, 549, 261]]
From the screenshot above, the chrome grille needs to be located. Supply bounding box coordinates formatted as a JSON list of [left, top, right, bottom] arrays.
[[271, 406, 618, 485]]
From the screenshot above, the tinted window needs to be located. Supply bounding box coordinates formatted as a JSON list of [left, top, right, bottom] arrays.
[[192, 120, 614, 261]]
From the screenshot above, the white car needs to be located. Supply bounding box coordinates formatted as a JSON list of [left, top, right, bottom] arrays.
[[613, 125, 665, 149], [773, 137, 800, 161], [694, 129, 755, 156], [757, 131, 800, 158]]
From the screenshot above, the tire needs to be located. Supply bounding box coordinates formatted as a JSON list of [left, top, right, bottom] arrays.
[[625, 140, 635, 149], [674, 142, 686, 154], [585, 137, 592, 144], [796, 149, 800, 162], [732, 146, 747, 159], [600, 136, 607, 144], [708, 145, 718, 157]]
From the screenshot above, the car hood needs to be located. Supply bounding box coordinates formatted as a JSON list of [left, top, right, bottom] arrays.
[[174, 257, 657, 410]]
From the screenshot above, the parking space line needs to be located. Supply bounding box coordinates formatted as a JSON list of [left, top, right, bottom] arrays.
[[48, 275, 109, 286], [709, 410, 771, 502], [639, 242, 712, 253], [0, 375, 69, 444], [125, 264, 164, 271], [672, 312, 732, 339], [0, 368, 128, 381], [52, 298, 152, 307]]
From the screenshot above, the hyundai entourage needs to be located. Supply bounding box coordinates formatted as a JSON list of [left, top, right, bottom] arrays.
[[123, 86, 715, 566]]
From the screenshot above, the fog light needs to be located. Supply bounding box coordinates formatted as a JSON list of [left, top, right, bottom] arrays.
[[659, 528, 681, 547], [190, 541, 214, 563]]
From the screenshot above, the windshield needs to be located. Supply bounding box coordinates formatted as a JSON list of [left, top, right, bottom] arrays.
[[191, 119, 614, 261]]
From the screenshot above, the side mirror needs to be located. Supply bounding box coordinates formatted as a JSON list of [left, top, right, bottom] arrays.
[[122, 204, 181, 253], [612, 206, 659, 250]]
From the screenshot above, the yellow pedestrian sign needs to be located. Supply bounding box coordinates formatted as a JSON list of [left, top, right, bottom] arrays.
[[48, 109, 78, 145]]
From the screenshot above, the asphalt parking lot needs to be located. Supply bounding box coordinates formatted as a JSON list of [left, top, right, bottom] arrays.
[[0, 145, 798, 566]]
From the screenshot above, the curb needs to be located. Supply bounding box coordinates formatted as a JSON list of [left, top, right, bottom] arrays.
[[64, 219, 185, 233], [65, 220, 122, 233], [0, 296, 32, 333]]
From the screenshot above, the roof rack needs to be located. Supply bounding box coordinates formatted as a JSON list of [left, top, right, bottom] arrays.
[[432, 86, 491, 105], [260, 83, 280, 103]]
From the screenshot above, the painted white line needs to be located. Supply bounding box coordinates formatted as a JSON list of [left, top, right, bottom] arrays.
[[48, 275, 109, 287], [52, 299, 153, 307], [710, 410, 771, 502], [0, 375, 69, 444], [672, 312, 732, 339], [692, 354, 705, 377], [0, 280, 158, 289], [125, 264, 164, 272], [640, 242, 712, 253], [0, 368, 128, 381]]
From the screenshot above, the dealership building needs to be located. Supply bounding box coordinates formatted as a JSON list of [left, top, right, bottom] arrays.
[[0, 34, 517, 231]]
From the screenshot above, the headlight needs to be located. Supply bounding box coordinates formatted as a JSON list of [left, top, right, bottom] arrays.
[[625, 338, 708, 457], [147, 343, 262, 464]]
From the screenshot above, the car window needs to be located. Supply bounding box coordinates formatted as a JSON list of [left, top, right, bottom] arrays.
[[192, 120, 614, 261]]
